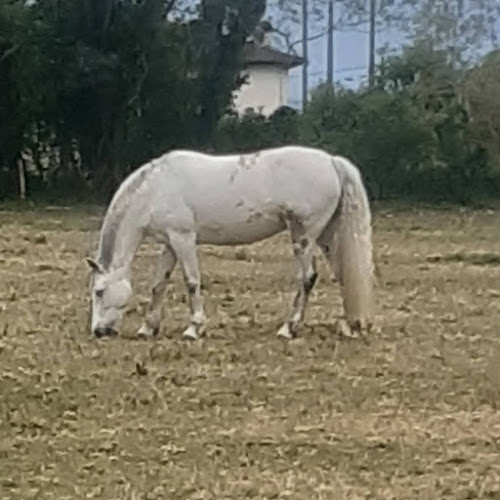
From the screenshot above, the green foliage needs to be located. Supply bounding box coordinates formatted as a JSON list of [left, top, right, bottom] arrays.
[[210, 41, 499, 204], [1, 0, 499, 205], [0, 1, 50, 172], [0, 0, 265, 200], [300, 86, 437, 199], [213, 106, 299, 153], [465, 49, 500, 171]]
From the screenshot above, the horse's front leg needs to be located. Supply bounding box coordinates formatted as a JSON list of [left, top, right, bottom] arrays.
[[168, 231, 207, 340], [277, 236, 318, 339], [137, 245, 177, 338]]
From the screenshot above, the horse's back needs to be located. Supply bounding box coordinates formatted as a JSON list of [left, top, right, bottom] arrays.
[[144, 146, 343, 245], [162, 145, 340, 202], [164, 145, 333, 169]]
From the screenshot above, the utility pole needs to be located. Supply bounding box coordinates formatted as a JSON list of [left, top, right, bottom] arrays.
[[302, 0, 308, 110], [368, 0, 376, 88], [327, 0, 334, 88]]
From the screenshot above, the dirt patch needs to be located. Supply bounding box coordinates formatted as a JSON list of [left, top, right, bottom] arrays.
[[427, 250, 500, 266], [0, 206, 499, 499]]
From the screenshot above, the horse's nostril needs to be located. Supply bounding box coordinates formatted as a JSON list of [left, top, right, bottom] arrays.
[[94, 327, 118, 338], [94, 328, 105, 338], [106, 327, 118, 337]]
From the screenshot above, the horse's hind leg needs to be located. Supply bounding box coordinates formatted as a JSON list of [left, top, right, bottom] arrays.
[[317, 214, 340, 284], [277, 228, 318, 340], [137, 244, 177, 337], [168, 231, 206, 341]]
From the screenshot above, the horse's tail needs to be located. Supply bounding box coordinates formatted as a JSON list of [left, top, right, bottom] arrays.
[[329, 155, 375, 330]]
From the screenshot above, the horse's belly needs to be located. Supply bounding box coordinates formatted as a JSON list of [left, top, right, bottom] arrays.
[[197, 213, 286, 245]]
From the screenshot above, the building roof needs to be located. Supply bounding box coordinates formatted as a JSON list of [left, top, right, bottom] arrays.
[[243, 41, 305, 70]]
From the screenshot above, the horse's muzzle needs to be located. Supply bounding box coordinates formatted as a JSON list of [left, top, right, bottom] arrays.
[[93, 326, 118, 338]]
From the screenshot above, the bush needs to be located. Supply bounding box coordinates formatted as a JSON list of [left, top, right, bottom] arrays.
[[300, 86, 438, 200], [213, 106, 299, 153], [211, 81, 498, 204]]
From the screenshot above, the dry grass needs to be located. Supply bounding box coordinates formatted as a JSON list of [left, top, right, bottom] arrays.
[[0, 204, 500, 500]]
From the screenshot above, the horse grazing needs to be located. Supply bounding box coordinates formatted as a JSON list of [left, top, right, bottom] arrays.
[[86, 145, 375, 340]]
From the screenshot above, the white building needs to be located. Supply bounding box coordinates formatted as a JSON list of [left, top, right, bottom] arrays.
[[233, 24, 304, 117]]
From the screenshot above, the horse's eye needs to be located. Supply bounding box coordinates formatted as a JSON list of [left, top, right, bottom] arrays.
[[95, 289, 104, 298]]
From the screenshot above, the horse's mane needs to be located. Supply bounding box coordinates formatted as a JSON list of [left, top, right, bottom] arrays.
[[98, 164, 153, 269]]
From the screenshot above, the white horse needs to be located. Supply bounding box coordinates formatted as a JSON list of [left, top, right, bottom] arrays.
[[86, 145, 375, 340]]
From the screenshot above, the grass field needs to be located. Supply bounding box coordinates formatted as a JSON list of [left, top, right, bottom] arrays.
[[0, 204, 499, 499]]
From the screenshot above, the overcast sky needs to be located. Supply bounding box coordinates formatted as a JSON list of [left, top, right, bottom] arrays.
[[268, 6, 405, 109], [287, 26, 375, 107], [278, 6, 500, 109]]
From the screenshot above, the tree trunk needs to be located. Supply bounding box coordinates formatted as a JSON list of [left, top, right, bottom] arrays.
[[17, 157, 26, 200]]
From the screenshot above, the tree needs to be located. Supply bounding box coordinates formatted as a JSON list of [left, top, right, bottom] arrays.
[[465, 49, 500, 170], [375, 39, 494, 202], [189, 0, 266, 144], [300, 84, 436, 199], [0, 0, 266, 200], [213, 106, 299, 153], [409, 0, 500, 61], [0, 0, 54, 197]]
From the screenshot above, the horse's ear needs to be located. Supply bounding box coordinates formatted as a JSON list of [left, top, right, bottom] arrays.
[[86, 258, 102, 274]]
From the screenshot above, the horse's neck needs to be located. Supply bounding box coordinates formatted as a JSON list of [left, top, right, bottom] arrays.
[[114, 222, 141, 271], [99, 199, 145, 272]]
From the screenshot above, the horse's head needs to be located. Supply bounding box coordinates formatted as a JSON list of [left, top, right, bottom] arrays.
[[86, 258, 132, 338]]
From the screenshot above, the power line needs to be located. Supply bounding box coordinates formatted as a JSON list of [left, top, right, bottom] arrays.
[[289, 65, 368, 78]]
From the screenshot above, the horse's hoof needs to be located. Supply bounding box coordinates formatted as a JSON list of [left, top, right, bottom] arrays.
[[276, 323, 294, 340], [182, 326, 198, 341], [336, 319, 362, 339], [137, 324, 158, 338]]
